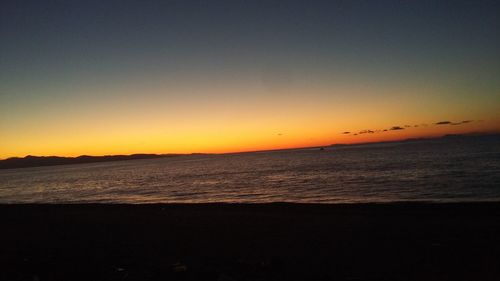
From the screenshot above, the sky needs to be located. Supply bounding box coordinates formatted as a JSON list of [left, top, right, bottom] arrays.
[[1, 0, 499, 158]]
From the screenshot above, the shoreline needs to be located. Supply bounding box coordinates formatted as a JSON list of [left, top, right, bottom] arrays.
[[2, 200, 500, 205], [2, 202, 500, 280]]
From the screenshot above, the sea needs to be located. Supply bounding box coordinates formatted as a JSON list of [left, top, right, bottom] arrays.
[[1, 135, 499, 204]]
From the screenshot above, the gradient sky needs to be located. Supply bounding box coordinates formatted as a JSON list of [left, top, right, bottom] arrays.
[[1, 0, 499, 158]]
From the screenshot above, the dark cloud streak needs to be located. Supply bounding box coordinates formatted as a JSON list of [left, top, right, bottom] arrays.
[[435, 121, 452, 125], [436, 120, 474, 125], [341, 120, 476, 135], [390, 126, 405, 130]]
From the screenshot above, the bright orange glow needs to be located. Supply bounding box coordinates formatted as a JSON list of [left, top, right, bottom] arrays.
[[2, 0, 500, 160], [1, 77, 499, 159]]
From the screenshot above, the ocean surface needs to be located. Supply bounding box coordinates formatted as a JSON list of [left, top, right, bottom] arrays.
[[1, 136, 499, 204]]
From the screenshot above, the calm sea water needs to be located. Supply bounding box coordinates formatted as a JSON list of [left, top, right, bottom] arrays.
[[1, 137, 499, 203]]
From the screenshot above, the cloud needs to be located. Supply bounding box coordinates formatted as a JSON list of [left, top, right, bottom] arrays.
[[435, 121, 452, 125], [339, 119, 476, 135], [436, 120, 475, 125]]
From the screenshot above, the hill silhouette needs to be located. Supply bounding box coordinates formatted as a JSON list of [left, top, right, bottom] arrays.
[[0, 154, 179, 170], [330, 132, 500, 148], [1, 133, 498, 170]]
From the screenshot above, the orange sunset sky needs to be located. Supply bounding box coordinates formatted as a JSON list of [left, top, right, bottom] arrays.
[[1, 1, 499, 159]]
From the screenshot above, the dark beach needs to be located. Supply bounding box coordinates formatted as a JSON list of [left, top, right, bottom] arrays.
[[2, 203, 500, 281]]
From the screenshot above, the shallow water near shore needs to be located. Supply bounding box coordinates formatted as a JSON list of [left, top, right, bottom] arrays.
[[1, 136, 499, 204]]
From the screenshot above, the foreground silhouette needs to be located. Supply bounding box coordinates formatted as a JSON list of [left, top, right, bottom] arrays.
[[1, 203, 499, 281]]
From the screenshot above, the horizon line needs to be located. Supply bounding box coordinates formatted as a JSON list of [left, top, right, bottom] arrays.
[[2, 131, 499, 161]]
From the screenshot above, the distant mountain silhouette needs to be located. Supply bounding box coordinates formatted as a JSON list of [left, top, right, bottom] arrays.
[[2, 133, 498, 170], [330, 132, 500, 148], [0, 154, 180, 170]]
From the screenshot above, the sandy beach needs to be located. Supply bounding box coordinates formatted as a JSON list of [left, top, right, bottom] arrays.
[[1, 202, 500, 281]]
